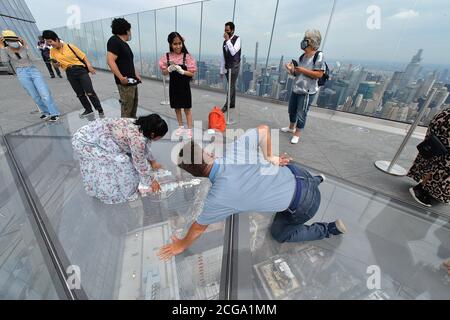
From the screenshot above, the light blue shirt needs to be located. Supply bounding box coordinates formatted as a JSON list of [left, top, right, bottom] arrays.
[[197, 129, 296, 225]]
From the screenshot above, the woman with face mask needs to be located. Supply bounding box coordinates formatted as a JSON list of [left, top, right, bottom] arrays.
[[282, 30, 326, 144], [0, 30, 61, 122]]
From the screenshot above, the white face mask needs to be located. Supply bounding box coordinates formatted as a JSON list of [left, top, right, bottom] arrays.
[[8, 41, 21, 49]]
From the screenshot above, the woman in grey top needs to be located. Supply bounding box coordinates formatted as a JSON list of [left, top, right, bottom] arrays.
[[282, 30, 326, 144], [0, 30, 60, 121]]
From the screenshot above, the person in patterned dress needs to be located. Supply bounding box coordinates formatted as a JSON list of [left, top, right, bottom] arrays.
[[408, 107, 449, 207], [72, 114, 168, 204]]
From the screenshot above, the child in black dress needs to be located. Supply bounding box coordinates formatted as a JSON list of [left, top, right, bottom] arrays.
[[159, 32, 197, 139]]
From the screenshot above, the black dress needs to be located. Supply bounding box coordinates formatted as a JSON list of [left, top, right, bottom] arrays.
[[167, 53, 192, 109]]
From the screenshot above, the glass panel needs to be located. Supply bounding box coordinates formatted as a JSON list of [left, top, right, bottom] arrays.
[[233, 0, 279, 96], [155, 7, 176, 80], [318, 0, 450, 126], [92, 20, 107, 69], [199, 0, 235, 89], [137, 11, 157, 78], [264, 0, 334, 101], [84, 22, 100, 68], [176, 3, 201, 62], [234, 165, 450, 300], [0, 129, 61, 300], [4, 100, 226, 300], [122, 14, 142, 76]]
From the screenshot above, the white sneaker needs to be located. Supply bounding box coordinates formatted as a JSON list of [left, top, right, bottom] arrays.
[[175, 126, 185, 136], [186, 129, 193, 139], [291, 136, 300, 144], [281, 127, 296, 133]]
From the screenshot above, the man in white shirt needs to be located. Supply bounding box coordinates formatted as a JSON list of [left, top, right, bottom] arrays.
[[220, 22, 241, 113]]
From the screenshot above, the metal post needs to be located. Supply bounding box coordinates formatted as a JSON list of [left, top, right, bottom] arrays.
[[264, 0, 280, 74], [226, 68, 235, 125], [197, 2, 204, 85], [161, 74, 170, 105], [137, 13, 144, 75], [375, 87, 437, 176]]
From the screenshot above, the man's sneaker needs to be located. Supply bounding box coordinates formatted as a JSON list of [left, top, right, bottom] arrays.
[[58, 74, 63, 79], [409, 185, 433, 207], [48, 116, 60, 122], [51, 75, 56, 79], [281, 127, 296, 133], [175, 126, 185, 136], [40, 114, 50, 120], [328, 219, 347, 236], [291, 136, 300, 144], [317, 174, 327, 184], [80, 110, 94, 118], [98, 110, 105, 118]]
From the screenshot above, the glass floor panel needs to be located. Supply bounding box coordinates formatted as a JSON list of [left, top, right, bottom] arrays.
[[0, 140, 61, 299], [2, 99, 449, 300], [235, 177, 450, 300]]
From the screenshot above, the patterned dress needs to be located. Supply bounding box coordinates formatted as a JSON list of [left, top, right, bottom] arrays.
[[72, 118, 155, 204], [408, 108, 450, 204]]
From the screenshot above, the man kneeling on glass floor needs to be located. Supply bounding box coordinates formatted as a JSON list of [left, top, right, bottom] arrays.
[[158, 126, 347, 261]]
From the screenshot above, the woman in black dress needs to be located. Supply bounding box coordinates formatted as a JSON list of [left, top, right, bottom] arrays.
[[159, 32, 197, 139]]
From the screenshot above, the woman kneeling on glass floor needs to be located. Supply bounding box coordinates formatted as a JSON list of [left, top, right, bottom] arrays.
[[72, 115, 168, 204], [282, 29, 326, 145]]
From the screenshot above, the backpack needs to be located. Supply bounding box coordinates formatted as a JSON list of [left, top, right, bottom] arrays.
[[208, 107, 226, 133], [299, 51, 330, 87]]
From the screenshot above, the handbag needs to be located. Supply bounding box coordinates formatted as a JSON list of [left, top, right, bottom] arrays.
[[417, 134, 449, 159], [67, 44, 89, 72]]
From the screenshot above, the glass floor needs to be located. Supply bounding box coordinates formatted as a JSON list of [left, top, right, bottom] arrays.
[[1, 99, 449, 300]]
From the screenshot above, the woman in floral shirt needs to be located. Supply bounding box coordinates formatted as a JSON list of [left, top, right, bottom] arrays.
[[72, 114, 168, 204]]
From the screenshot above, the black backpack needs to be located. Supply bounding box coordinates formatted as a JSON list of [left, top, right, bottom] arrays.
[[299, 51, 330, 87]]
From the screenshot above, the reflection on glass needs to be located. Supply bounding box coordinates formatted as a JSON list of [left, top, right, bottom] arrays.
[[5, 100, 225, 300], [236, 173, 450, 300], [137, 12, 157, 78], [0, 142, 59, 299], [155, 8, 176, 80]]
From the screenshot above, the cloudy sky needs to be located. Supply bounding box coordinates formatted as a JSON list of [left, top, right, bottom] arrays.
[[25, 0, 450, 65]]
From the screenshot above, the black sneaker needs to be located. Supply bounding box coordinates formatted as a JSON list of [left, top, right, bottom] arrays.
[[409, 185, 433, 207], [48, 116, 60, 122], [80, 110, 94, 118], [98, 110, 105, 118], [51, 75, 56, 79], [221, 106, 228, 113], [58, 74, 63, 78], [40, 114, 50, 120]]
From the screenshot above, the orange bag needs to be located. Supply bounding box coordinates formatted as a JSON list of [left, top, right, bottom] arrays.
[[208, 106, 226, 133]]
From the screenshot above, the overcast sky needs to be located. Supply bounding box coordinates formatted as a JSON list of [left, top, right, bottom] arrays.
[[24, 0, 450, 65]]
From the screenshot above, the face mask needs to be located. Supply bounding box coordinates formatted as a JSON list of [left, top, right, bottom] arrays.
[[301, 39, 309, 50], [127, 31, 132, 42], [7, 41, 21, 49], [227, 31, 233, 37]]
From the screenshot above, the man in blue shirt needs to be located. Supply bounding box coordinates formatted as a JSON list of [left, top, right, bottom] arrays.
[[158, 126, 347, 261]]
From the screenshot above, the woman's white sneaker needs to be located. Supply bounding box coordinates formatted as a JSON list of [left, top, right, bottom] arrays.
[[281, 127, 296, 133], [291, 136, 300, 144]]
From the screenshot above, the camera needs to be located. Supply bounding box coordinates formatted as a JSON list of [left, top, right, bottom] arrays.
[[127, 78, 141, 86], [291, 59, 299, 67]]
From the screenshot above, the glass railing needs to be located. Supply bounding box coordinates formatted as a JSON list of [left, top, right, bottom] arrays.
[[48, 0, 450, 127]]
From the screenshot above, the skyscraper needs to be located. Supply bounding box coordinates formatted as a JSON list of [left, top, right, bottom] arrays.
[[399, 49, 423, 90]]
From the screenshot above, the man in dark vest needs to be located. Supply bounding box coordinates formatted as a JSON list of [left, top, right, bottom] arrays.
[[220, 22, 241, 113]]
